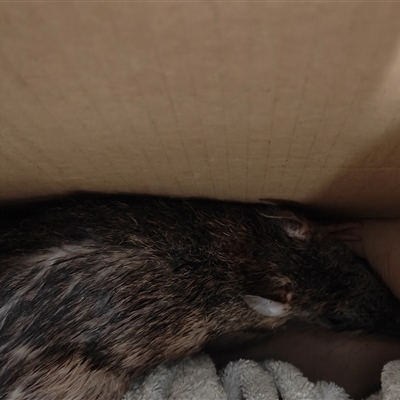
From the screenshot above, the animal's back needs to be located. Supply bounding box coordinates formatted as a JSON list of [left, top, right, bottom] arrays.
[[1, 193, 400, 399], [0, 194, 276, 399]]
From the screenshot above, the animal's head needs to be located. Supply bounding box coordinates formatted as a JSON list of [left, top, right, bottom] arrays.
[[242, 209, 400, 337]]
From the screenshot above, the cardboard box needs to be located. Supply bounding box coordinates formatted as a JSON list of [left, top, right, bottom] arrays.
[[1, 2, 400, 216]]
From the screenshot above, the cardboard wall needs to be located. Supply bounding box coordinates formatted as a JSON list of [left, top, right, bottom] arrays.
[[1, 2, 400, 216]]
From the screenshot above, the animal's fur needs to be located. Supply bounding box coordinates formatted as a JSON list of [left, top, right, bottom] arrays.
[[0, 193, 399, 399]]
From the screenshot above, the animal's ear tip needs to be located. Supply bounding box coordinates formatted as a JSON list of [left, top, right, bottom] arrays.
[[280, 215, 311, 241], [259, 210, 312, 241]]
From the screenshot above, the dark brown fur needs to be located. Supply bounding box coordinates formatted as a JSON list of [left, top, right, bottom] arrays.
[[0, 193, 399, 399]]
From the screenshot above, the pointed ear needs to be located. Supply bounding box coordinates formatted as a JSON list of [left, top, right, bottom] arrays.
[[260, 210, 312, 241], [244, 295, 291, 317]]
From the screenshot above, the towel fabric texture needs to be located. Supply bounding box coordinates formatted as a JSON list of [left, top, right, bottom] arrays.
[[123, 355, 400, 400]]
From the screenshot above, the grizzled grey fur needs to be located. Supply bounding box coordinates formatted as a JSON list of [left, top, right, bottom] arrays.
[[0, 193, 399, 399]]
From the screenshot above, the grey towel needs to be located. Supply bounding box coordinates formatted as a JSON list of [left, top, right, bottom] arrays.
[[123, 353, 388, 400]]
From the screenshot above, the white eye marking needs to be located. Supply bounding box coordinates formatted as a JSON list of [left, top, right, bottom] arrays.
[[244, 295, 291, 317]]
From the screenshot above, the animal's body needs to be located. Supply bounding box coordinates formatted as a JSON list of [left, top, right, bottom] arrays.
[[0, 193, 399, 399]]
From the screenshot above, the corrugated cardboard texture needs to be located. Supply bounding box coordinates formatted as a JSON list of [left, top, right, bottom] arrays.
[[1, 2, 400, 216]]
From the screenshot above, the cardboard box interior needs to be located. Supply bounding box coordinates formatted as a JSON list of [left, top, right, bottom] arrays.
[[1, 2, 400, 217]]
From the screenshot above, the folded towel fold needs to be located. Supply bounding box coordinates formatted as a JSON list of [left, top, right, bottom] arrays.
[[123, 354, 397, 400]]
